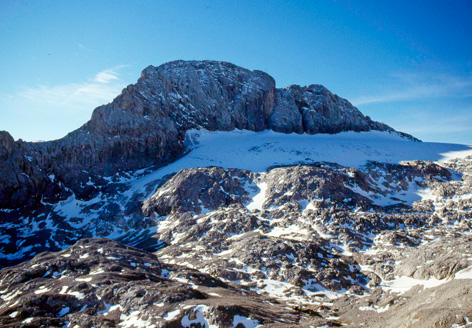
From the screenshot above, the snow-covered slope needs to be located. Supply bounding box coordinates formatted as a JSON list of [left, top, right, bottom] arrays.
[[126, 129, 472, 206], [143, 129, 472, 175]]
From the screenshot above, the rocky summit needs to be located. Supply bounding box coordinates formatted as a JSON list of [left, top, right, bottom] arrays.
[[1, 60, 472, 327], [0, 60, 400, 210]]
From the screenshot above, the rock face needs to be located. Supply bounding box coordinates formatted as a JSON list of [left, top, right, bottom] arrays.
[[0, 131, 67, 208], [0, 60, 405, 209], [142, 167, 255, 216], [270, 84, 388, 134], [140, 161, 455, 296]]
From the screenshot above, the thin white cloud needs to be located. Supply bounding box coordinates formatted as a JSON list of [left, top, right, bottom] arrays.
[[351, 72, 472, 106], [15, 66, 128, 112], [94, 70, 119, 83]]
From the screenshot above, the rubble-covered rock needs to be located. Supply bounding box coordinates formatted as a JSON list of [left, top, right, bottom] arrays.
[[0, 238, 305, 327]]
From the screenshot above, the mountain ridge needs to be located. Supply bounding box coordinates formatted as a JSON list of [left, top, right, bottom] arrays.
[[0, 60, 413, 209]]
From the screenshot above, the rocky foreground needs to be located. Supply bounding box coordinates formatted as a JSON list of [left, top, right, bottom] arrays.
[[1, 155, 472, 327], [0, 238, 302, 327]]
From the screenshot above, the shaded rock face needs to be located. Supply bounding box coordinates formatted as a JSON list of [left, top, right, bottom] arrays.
[[0, 60, 403, 209], [270, 84, 389, 134], [0, 132, 68, 208]]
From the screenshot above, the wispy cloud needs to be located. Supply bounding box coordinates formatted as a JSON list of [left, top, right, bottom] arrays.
[[15, 65, 129, 112], [351, 71, 472, 106], [94, 69, 119, 83]]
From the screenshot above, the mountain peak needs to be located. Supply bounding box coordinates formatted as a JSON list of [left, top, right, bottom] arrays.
[[0, 60, 413, 209]]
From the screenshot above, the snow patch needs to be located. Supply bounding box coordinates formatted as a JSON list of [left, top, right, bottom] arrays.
[[58, 307, 70, 317], [164, 309, 181, 321], [232, 315, 261, 328], [181, 305, 218, 328], [381, 275, 448, 293], [246, 182, 267, 212], [455, 266, 472, 279]]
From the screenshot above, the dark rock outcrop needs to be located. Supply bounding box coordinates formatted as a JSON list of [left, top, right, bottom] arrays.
[[0, 131, 67, 208]]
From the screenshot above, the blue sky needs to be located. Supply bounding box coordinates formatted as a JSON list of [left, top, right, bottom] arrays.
[[1, 0, 471, 144]]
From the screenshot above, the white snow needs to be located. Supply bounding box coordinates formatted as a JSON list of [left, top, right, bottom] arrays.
[[119, 310, 158, 328], [66, 291, 86, 299], [231, 315, 261, 328], [265, 225, 310, 241], [250, 276, 341, 304], [207, 292, 221, 297], [54, 194, 100, 227], [97, 302, 121, 315], [75, 277, 92, 282], [216, 249, 233, 256], [312, 224, 333, 239], [180, 305, 218, 328], [124, 129, 472, 203], [172, 129, 472, 171], [455, 266, 472, 279], [58, 286, 86, 300], [440, 149, 472, 162], [417, 188, 436, 201], [89, 268, 105, 275], [34, 286, 51, 294], [359, 305, 377, 312], [246, 182, 268, 212], [346, 177, 436, 207], [163, 309, 181, 320], [381, 275, 448, 293], [452, 317, 472, 328], [359, 304, 390, 313]]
